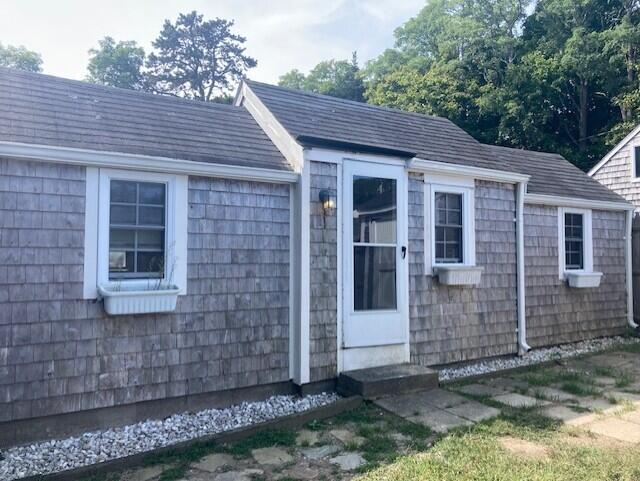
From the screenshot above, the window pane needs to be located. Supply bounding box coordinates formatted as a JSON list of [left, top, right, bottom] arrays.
[[137, 251, 164, 274], [110, 205, 136, 225], [139, 182, 165, 205], [109, 250, 134, 273], [353, 176, 397, 243], [434, 192, 464, 263], [110, 229, 135, 249], [353, 246, 396, 310], [564, 213, 584, 270], [138, 229, 164, 250], [138, 206, 164, 226], [110, 180, 136, 203], [636, 146, 640, 178]]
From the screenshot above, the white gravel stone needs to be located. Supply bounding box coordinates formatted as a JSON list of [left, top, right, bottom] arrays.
[[438, 336, 640, 381], [0, 393, 339, 481]]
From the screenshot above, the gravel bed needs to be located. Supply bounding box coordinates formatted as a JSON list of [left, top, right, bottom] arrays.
[[0, 392, 340, 480], [438, 335, 640, 381]]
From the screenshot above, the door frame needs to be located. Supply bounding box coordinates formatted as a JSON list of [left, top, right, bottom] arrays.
[[340, 159, 410, 371]]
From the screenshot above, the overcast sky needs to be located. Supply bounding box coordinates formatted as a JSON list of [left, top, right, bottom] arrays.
[[0, 0, 425, 83]]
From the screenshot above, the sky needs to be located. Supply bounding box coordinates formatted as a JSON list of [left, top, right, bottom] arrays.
[[0, 0, 425, 83]]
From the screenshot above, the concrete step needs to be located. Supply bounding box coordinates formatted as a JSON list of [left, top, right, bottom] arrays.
[[337, 363, 439, 399]]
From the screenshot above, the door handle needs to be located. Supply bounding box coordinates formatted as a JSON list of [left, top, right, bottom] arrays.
[[401, 246, 407, 259]]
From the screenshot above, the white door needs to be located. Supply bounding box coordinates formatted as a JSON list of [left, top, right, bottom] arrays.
[[342, 160, 408, 349]]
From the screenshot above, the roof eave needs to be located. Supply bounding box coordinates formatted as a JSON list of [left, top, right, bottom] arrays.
[[408, 157, 530, 184]]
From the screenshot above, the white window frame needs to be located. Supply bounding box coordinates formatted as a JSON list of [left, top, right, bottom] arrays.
[[558, 207, 593, 279], [631, 142, 640, 181], [83, 168, 188, 298], [424, 174, 476, 274]]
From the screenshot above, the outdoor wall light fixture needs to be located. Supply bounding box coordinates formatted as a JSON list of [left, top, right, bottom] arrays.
[[319, 189, 336, 212]]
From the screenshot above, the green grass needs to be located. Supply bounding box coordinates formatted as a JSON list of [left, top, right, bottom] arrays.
[[352, 409, 640, 481], [615, 371, 634, 388], [224, 429, 296, 457]]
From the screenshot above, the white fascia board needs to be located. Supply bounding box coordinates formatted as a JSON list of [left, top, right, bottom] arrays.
[[237, 82, 304, 172], [0, 141, 299, 184], [408, 157, 530, 184], [304, 147, 408, 166], [525, 193, 634, 211], [589, 123, 640, 176]]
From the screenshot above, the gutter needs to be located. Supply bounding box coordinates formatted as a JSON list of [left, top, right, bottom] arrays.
[[626, 210, 638, 329], [516, 182, 531, 354]]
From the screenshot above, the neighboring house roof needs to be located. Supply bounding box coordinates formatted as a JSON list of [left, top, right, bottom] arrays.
[[588, 123, 640, 176], [0, 68, 290, 171], [484, 144, 626, 203], [244, 80, 506, 171]]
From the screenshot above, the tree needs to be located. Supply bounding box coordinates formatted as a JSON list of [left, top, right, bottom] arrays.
[[146, 11, 257, 101], [0, 43, 42, 72], [87, 37, 146, 90], [278, 53, 365, 102]]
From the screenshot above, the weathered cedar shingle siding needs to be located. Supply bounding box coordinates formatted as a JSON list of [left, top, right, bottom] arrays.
[[309, 161, 338, 381], [409, 174, 518, 365], [0, 158, 290, 423], [524, 205, 627, 346], [591, 140, 640, 208]]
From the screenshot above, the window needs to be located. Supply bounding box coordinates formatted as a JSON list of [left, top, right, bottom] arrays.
[[435, 192, 463, 263], [635, 146, 640, 178], [558, 207, 593, 278], [109, 180, 166, 279], [83, 168, 188, 298], [425, 176, 476, 272], [564, 213, 583, 270]]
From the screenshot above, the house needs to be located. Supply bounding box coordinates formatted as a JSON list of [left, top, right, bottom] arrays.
[[0, 67, 634, 447], [589, 124, 640, 210]]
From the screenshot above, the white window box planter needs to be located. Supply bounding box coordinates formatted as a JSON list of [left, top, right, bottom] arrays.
[[565, 271, 603, 288], [434, 266, 483, 286], [98, 284, 180, 315]]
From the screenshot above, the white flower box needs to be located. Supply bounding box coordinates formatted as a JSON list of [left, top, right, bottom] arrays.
[[98, 284, 180, 315], [565, 271, 603, 288], [434, 266, 483, 286]]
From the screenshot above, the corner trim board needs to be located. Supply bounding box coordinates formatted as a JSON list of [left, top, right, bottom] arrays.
[[0, 141, 299, 184]]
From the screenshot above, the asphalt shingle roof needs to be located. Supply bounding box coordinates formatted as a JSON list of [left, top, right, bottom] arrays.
[[247, 80, 626, 204], [0, 68, 290, 171], [483, 144, 626, 204]]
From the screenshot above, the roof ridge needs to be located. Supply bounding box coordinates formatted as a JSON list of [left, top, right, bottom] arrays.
[[0, 66, 244, 113], [482, 143, 566, 158]]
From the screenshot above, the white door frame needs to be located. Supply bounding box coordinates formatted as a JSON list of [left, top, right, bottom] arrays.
[[341, 160, 410, 371]]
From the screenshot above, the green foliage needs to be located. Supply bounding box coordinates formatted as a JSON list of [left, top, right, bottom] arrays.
[[279, 52, 365, 102], [87, 37, 146, 90], [146, 11, 256, 101], [357, 0, 640, 170], [0, 43, 42, 72]]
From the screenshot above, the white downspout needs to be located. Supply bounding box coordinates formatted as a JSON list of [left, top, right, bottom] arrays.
[[626, 209, 638, 329], [517, 182, 531, 354]]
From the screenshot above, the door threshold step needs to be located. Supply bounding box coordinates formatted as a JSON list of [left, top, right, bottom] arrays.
[[337, 363, 439, 399]]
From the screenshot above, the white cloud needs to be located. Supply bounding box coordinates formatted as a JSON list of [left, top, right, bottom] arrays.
[[0, 0, 424, 83]]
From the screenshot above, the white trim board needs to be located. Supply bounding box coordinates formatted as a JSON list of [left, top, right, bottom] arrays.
[[0, 141, 298, 184], [589, 123, 640, 176], [409, 158, 530, 184], [525, 193, 633, 211]]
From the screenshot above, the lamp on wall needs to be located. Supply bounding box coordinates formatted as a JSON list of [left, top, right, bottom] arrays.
[[319, 189, 336, 212]]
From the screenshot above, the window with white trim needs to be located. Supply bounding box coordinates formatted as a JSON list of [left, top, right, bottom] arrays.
[[83, 168, 188, 298], [424, 175, 476, 272], [558, 207, 593, 277]]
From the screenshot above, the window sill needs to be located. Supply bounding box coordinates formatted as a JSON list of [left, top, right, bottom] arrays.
[[434, 265, 483, 286], [564, 271, 603, 288], [98, 283, 180, 315]]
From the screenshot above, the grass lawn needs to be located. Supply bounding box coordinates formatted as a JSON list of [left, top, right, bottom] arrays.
[[354, 407, 640, 481]]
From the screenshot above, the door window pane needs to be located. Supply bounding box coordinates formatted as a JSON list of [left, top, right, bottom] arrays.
[[353, 176, 397, 244], [109, 180, 166, 279], [564, 213, 584, 270], [435, 192, 464, 263], [353, 246, 397, 310]]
